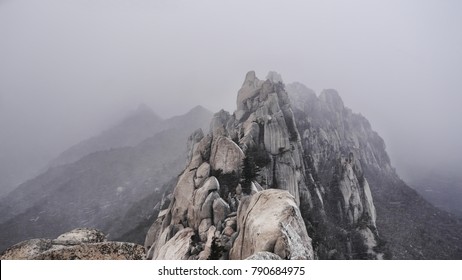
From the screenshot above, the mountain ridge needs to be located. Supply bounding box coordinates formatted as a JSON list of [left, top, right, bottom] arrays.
[[2, 71, 462, 259], [50, 104, 212, 168], [0, 106, 213, 253]]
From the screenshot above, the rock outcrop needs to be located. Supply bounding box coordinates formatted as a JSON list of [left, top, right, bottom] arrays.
[[144, 71, 388, 260], [287, 84, 383, 259], [0, 228, 145, 260], [145, 71, 315, 260], [229, 189, 313, 260], [4, 71, 462, 260], [4, 71, 461, 260], [287, 82, 462, 259]]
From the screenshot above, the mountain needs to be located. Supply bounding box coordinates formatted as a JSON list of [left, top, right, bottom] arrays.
[[0, 104, 161, 199], [0, 104, 210, 199], [3, 71, 462, 260], [144, 72, 378, 260], [286, 80, 462, 259], [50, 104, 210, 168], [144, 71, 462, 260], [0, 106, 213, 253]]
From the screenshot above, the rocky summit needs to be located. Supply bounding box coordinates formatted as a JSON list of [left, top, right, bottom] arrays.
[[2, 71, 462, 260], [144, 71, 383, 260]]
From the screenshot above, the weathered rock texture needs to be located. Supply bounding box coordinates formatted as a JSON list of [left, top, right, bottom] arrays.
[[0, 228, 145, 260], [230, 189, 313, 259], [284, 83, 384, 259], [287, 82, 462, 259], [4, 71, 462, 260], [145, 71, 382, 260], [145, 71, 317, 260]]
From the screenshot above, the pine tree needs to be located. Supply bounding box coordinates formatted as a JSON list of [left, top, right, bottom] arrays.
[[241, 152, 259, 194], [207, 237, 224, 260]]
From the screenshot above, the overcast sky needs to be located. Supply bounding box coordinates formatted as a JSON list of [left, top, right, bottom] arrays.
[[1, 0, 461, 191]]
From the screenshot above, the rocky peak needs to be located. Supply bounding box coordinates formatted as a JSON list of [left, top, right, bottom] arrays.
[[236, 70, 263, 111], [135, 103, 157, 116], [144, 72, 314, 260], [319, 89, 344, 111], [266, 71, 284, 84], [144, 71, 383, 260], [187, 105, 211, 116], [124, 103, 162, 126], [288, 84, 393, 173]]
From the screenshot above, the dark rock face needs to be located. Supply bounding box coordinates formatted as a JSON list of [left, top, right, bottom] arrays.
[[0, 228, 145, 260], [287, 85, 385, 259], [287, 81, 462, 259]]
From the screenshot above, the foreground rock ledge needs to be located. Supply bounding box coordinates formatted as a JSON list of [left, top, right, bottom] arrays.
[[0, 228, 145, 260], [230, 189, 314, 260]]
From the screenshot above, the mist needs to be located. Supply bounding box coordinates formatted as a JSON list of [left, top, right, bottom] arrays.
[[1, 0, 462, 195]]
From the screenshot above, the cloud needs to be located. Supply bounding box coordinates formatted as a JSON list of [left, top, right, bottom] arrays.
[[0, 0, 461, 190]]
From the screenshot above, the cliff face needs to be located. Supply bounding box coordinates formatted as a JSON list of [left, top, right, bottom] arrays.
[[4, 71, 462, 260], [287, 81, 462, 259], [288, 83, 385, 259], [145, 71, 381, 259]]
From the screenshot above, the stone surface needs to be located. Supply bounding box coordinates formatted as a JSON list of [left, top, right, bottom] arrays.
[[197, 226, 217, 260], [230, 189, 313, 260], [188, 176, 220, 229], [0, 239, 53, 260], [1, 228, 144, 260], [223, 226, 235, 237], [195, 162, 211, 187], [210, 136, 244, 173], [144, 71, 390, 260], [198, 218, 213, 242], [246, 251, 283, 260], [237, 71, 262, 111], [212, 198, 230, 229], [55, 228, 107, 244], [170, 169, 196, 225], [362, 178, 377, 227], [154, 228, 195, 260], [34, 242, 145, 260]]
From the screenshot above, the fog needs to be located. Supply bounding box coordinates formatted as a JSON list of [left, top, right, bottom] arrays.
[[1, 0, 461, 195]]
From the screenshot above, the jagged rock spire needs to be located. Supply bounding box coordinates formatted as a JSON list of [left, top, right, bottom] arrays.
[[145, 71, 382, 260], [144, 71, 314, 260]]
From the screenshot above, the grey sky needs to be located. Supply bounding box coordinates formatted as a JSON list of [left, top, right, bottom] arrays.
[[1, 0, 462, 191]]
